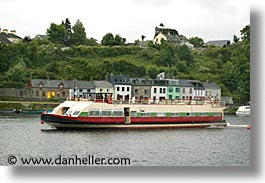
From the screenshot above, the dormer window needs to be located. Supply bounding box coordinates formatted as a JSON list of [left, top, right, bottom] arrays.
[[58, 82, 64, 90], [38, 81, 44, 90]]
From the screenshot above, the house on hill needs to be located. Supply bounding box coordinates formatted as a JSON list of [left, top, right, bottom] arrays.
[[153, 27, 194, 49], [0, 28, 22, 44], [206, 40, 230, 47], [34, 34, 48, 41]]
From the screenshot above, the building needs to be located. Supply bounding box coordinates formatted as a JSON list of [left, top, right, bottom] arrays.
[[179, 79, 193, 100], [106, 75, 131, 102], [153, 27, 194, 49], [166, 79, 181, 100], [189, 80, 205, 99], [34, 34, 48, 41], [151, 79, 168, 103], [93, 80, 113, 94], [206, 40, 230, 47], [68, 80, 95, 99], [203, 81, 221, 101], [0, 28, 22, 44], [131, 78, 153, 103], [29, 79, 71, 99]]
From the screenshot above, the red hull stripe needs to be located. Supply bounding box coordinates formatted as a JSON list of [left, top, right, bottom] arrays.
[[41, 114, 222, 124]]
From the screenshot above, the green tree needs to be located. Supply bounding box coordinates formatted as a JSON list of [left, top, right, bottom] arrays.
[[47, 23, 66, 45], [101, 33, 115, 46], [114, 34, 126, 45], [240, 25, 250, 42], [6, 59, 27, 82], [157, 41, 178, 67], [70, 19, 87, 46], [176, 45, 193, 62], [189, 37, 204, 48], [63, 18, 72, 46]]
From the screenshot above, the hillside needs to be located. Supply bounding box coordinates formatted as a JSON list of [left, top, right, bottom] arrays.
[[0, 25, 250, 103]]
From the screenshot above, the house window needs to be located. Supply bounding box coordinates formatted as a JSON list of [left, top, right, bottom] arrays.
[[127, 87, 130, 92], [175, 88, 180, 93], [154, 88, 157, 93], [122, 87, 125, 92], [189, 88, 192, 94], [160, 88, 162, 93], [163, 88, 166, 93], [135, 89, 138, 94], [182, 88, 185, 93], [169, 87, 173, 92], [36, 91, 39, 97], [117, 87, 120, 91], [100, 89, 103, 92], [144, 89, 148, 94]]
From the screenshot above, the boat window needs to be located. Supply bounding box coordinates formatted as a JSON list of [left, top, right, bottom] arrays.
[[213, 112, 221, 116], [73, 111, 80, 116], [141, 112, 151, 117], [101, 109, 112, 117], [89, 109, 100, 116], [113, 110, 123, 117], [246, 106, 250, 109], [66, 110, 72, 115], [131, 111, 137, 117], [170, 113, 179, 117], [157, 113, 165, 117]]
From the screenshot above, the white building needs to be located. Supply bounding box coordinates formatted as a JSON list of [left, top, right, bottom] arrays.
[[106, 75, 131, 102]]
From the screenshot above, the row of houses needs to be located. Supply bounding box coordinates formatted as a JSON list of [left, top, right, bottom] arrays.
[[25, 75, 221, 103]]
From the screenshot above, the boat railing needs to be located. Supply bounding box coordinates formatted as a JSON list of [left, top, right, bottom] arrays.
[[66, 97, 225, 107]]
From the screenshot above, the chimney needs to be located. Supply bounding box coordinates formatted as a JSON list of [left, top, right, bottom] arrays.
[[2, 29, 8, 34], [10, 30, 16, 35]]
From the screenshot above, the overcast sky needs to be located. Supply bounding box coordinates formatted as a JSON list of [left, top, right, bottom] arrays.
[[0, 0, 249, 43]]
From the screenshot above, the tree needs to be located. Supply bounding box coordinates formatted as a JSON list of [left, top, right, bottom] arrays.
[[101, 33, 115, 46], [157, 41, 178, 67], [233, 35, 239, 43], [176, 45, 193, 62], [47, 23, 66, 45], [114, 34, 126, 45], [240, 25, 250, 42], [101, 33, 126, 46], [70, 19, 87, 46], [6, 59, 27, 82], [64, 18, 72, 46], [141, 35, 146, 41], [189, 37, 204, 48]]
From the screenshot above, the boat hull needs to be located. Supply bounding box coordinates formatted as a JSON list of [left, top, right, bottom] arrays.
[[41, 113, 227, 129]]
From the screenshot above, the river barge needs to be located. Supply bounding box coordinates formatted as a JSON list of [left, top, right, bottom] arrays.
[[40, 97, 227, 129]]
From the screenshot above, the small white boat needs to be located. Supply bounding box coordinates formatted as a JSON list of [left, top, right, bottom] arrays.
[[236, 106, 250, 116]]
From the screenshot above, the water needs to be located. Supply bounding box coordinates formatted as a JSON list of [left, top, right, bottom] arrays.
[[0, 114, 250, 166]]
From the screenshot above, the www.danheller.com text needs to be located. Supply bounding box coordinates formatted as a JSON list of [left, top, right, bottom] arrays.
[[7, 155, 131, 166]]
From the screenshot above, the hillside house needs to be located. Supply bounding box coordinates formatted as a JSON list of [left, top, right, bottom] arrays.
[[0, 28, 22, 44]]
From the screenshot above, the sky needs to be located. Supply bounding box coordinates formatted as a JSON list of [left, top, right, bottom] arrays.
[[0, 0, 250, 43]]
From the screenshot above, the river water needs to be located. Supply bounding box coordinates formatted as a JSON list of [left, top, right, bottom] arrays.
[[0, 114, 250, 166]]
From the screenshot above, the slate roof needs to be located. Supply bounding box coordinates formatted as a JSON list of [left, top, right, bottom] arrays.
[[179, 79, 193, 87], [130, 78, 153, 86], [203, 82, 221, 90], [0, 32, 22, 44], [0, 33, 12, 44], [31, 79, 95, 89], [206, 40, 230, 47], [34, 34, 48, 40], [106, 75, 131, 85], [93, 81, 113, 88]]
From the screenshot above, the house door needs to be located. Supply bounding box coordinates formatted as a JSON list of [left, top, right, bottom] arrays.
[[124, 107, 130, 124]]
